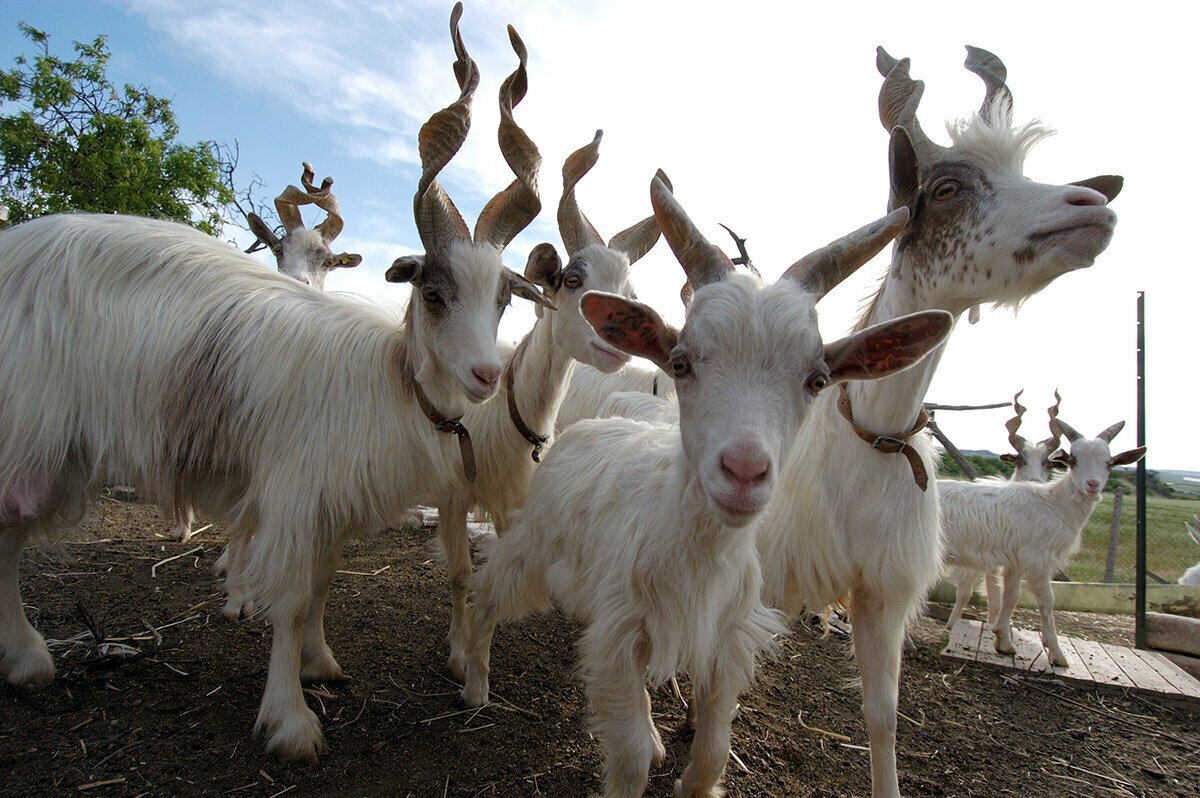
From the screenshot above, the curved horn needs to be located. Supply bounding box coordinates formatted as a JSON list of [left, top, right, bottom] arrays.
[[474, 24, 542, 251], [1005, 389, 1028, 452], [413, 1, 477, 253], [782, 207, 909, 299], [964, 45, 1012, 126], [1097, 420, 1126, 443], [608, 169, 672, 265], [650, 174, 734, 292], [293, 162, 345, 243], [1039, 389, 1063, 448], [876, 47, 942, 161], [557, 130, 605, 254], [1052, 417, 1084, 444]]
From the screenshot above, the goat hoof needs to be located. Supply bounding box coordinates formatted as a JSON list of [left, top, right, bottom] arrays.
[[260, 707, 326, 763], [446, 653, 467, 683], [301, 649, 346, 684], [3, 644, 56, 687], [993, 638, 1015, 656], [1048, 650, 1069, 668], [459, 683, 489, 708]]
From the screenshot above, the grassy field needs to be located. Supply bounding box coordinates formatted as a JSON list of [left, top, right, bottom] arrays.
[[1070, 493, 1199, 583]]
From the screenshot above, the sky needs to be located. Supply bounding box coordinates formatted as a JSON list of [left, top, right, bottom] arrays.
[[1, 0, 1194, 469]]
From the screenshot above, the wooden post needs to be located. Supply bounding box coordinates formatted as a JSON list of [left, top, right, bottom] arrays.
[[926, 417, 978, 480], [1104, 490, 1124, 583]]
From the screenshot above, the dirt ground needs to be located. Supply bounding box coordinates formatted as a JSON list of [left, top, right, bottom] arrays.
[[1, 496, 1197, 797]]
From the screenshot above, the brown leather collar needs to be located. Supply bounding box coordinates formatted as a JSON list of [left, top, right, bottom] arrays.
[[414, 380, 477, 482], [504, 347, 549, 463], [837, 383, 930, 491]]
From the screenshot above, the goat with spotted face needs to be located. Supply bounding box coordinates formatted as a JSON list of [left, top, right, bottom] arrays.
[[945, 388, 1064, 627], [0, 3, 552, 761], [940, 418, 1145, 666], [753, 46, 1122, 798], [459, 175, 952, 798]]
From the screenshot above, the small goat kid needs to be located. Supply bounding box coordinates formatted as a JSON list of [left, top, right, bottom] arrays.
[[946, 389, 1065, 625], [753, 46, 1121, 798], [940, 419, 1145, 665], [173, 163, 364, 544], [460, 175, 952, 798], [0, 3, 552, 761]]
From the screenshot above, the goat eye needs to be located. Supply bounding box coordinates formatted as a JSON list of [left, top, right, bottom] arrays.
[[563, 274, 583, 290], [932, 180, 961, 201], [421, 287, 444, 305], [670, 354, 692, 379], [805, 371, 830, 395]]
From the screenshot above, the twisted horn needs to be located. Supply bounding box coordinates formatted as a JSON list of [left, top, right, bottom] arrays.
[[608, 169, 672, 265], [294, 162, 344, 243], [557, 130, 605, 255], [474, 24, 542, 250], [876, 47, 942, 161], [1040, 389, 1063, 448], [964, 45, 1012, 126], [650, 174, 734, 292], [1005, 389, 1028, 452], [1097, 420, 1126, 443], [413, 1, 477, 253], [1052, 418, 1084, 444], [782, 207, 909, 299]]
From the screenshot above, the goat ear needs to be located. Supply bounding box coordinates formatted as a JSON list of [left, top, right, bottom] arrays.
[[386, 255, 424, 284], [1070, 175, 1123, 203], [580, 290, 678, 370], [824, 309, 952, 384], [1110, 446, 1146, 468], [247, 212, 284, 259], [523, 242, 563, 288], [888, 127, 920, 215], [327, 252, 362, 270], [999, 453, 1018, 464], [507, 268, 557, 311], [1048, 449, 1071, 468]]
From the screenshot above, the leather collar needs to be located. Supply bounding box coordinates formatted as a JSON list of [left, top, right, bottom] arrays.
[[837, 383, 930, 491], [414, 380, 477, 482], [504, 344, 549, 463]]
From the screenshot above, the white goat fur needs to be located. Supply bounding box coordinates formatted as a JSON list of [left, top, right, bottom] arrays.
[[1179, 516, 1200, 586], [752, 49, 1121, 797], [939, 423, 1144, 665], [555, 361, 676, 432], [459, 184, 953, 797], [0, 213, 519, 760]]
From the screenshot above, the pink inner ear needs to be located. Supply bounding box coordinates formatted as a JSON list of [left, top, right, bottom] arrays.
[[581, 294, 671, 365]]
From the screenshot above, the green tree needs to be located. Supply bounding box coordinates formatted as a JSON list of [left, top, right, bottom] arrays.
[[0, 22, 234, 235]]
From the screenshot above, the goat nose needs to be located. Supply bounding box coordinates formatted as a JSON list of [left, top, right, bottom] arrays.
[[472, 364, 501, 388], [1086, 479, 1101, 490], [1065, 186, 1107, 207], [720, 451, 770, 488]]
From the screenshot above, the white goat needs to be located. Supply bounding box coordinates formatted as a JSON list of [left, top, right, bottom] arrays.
[[0, 4, 553, 761], [460, 176, 952, 798], [753, 46, 1122, 798], [940, 418, 1145, 665], [1180, 515, 1200, 586], [422, 130, 668, 680], [947, 389, 1065, 624], [172, 162, 364, 544]]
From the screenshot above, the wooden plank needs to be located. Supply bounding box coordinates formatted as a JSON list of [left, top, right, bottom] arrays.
[[1101, 643, 1177, 697], [1136, 650, 1200, 700], [974, 626, 1017, 669], [1049, 635, 1095, 686], [1009, 627, 1053, 675], [1071, 638, 1135, 690], [941, 619, 983, 663]]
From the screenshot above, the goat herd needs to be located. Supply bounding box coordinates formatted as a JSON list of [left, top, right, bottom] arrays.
[[0, 4, 1142, 797]]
